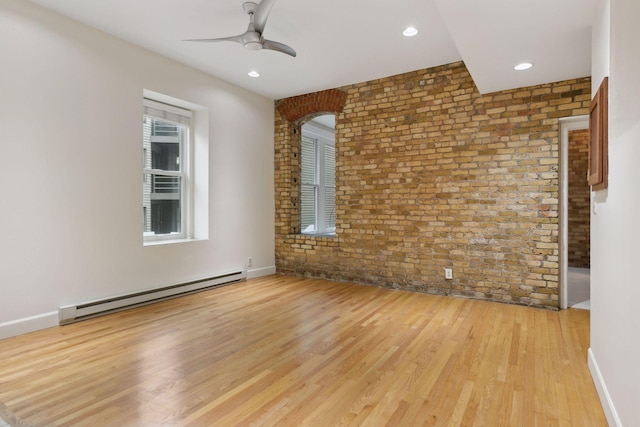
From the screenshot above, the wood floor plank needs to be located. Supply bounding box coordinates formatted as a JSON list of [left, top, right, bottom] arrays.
[[0, 275, 607, 426]]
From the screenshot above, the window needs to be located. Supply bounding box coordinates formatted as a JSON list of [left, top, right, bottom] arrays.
[[301, 115, 336, 236], [143, 98, 192, 242]]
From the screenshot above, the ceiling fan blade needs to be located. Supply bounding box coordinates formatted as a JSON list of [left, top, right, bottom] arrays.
[[183, 35, 244, 44], [263, 39, 296, 57], [254, 0, 277, 34]]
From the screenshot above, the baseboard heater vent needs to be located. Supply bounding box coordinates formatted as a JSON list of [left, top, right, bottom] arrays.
[[58, 270, 246, 325]]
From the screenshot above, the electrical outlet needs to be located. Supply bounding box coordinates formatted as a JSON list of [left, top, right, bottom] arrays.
[[444, 267, 453, 280], [247, 257, 252, 267]]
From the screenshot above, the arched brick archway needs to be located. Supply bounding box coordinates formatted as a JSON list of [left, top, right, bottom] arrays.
[[276, 89, 347, 124]]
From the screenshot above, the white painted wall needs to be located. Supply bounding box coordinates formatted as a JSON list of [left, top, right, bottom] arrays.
[[0, 0, 275, 338], [591, 0, 610, 92], [589, 0, 640, 425]]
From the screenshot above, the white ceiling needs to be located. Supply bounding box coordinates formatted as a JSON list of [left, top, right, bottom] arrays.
[[28, 0, 596, 100]]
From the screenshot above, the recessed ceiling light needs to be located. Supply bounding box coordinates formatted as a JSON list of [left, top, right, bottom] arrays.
[[248, 70, 260, 78], [403, 27, 418, 37], [514, 62, 533, 71]]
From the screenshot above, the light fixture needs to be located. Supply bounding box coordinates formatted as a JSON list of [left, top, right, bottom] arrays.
[[514, 62, 533, 71], [403, 26, 418, 37], [248, 70, 260, 78]]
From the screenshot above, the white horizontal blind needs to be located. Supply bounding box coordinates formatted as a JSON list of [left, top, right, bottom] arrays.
[[143, 98, 191, 126], [324, 145, 336, 231], [300, 137, 316, 232]]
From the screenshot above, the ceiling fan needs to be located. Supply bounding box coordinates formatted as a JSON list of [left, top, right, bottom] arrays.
[[184, 0, 296, 57]]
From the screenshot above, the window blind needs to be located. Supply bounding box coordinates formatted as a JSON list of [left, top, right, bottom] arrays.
[[301, 137, 317, 231], [143, 98, 191, 126], [324, 145, 336, 229]]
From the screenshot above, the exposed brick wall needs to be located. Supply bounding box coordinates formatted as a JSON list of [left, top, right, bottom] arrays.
[[568, 129, 591, 268], [274, 61, 591, 309]]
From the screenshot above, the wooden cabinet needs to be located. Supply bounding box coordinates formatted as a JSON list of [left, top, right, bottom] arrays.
[[589, 77, 608, 190]]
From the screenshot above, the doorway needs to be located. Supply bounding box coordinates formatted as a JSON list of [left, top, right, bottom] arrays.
[[559, 116, 590, 309]]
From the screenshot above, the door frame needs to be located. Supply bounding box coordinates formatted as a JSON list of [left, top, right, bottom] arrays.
[[559, 115, 589, 309]]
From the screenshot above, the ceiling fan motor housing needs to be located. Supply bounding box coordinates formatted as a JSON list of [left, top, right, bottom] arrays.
[[245, 41, 263, 50], [243, 32, 263, 50], [242, 2, 258, 13]]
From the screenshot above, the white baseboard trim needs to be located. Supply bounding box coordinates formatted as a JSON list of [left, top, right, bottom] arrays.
[[588, 347, 621, 426], [0, 311, 58, 341], [247, 265, 276, 279]]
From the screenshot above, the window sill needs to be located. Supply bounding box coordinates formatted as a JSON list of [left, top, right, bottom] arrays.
[[144, 237, 207, 247], [301, 232, 336, 238]]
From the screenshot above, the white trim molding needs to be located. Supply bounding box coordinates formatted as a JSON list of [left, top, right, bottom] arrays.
[[558, 116, 589, 309], [588, 348, 622, 426], [247, 265, 277, 279], [0, 311, 58, 341]]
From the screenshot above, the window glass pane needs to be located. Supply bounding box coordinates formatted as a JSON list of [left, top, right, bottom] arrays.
[[151, 199, 181, 235], [145, 118, 182, 172], [152, 175, 180, 193], [152, 142, 180, 171], [143, 173, 182, 236]]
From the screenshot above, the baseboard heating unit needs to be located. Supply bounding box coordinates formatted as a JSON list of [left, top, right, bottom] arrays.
[[58, 270, 246, 325]]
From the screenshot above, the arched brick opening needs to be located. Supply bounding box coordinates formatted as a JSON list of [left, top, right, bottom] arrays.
[[276, 89, 347, 124]]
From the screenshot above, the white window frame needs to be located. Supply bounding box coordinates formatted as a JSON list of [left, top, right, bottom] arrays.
[[143, 98, 193, 243], [301, 120, 336, 236]]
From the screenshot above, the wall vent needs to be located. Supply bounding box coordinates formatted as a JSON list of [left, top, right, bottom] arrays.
[[58, 270, 246, 325]]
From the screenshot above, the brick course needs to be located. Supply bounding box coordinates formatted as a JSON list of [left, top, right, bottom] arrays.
[[274, 61, 591, 309]]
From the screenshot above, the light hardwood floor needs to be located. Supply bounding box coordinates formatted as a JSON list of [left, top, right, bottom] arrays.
[[0, 275, 606, 426]]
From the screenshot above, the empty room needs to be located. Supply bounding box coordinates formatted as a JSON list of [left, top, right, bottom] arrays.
[[0, 0, 638, 425]]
